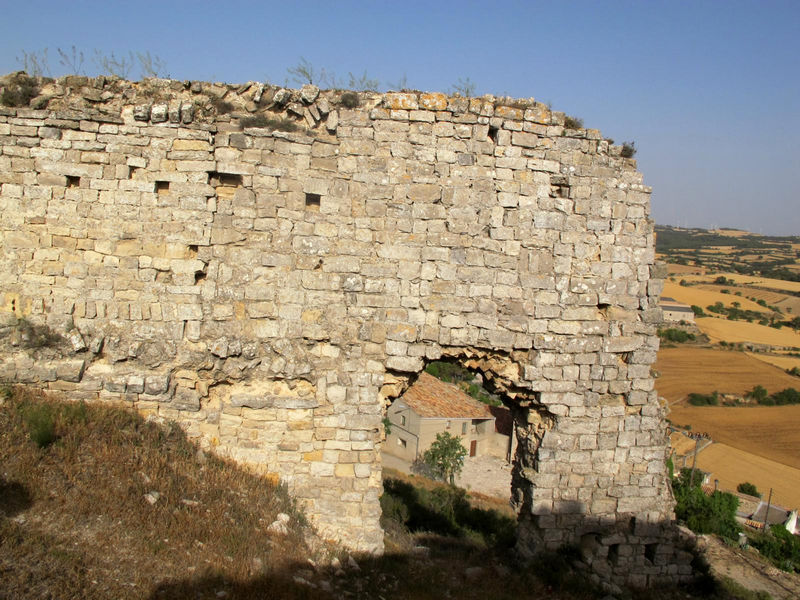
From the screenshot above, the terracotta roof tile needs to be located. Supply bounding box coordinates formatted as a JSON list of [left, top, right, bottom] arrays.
[[401, 372, 494, 420]]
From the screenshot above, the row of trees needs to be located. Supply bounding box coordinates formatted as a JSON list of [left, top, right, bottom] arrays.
[[687, 385, 800, 406]]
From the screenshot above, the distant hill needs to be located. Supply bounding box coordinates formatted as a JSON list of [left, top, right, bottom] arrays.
[[655, 225, 800, 281]]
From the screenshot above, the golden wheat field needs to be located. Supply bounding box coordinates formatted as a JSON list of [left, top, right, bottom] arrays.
[[693, 285, 789, 306], [776, 296, 800, 315], [716, 273, 800, 294], [696, 317, 800, 346], [664, 263, 707, 276], [668, 402, 800, 472], [701, 246, 737, 254], [710, 229, 752, 238], [662, 281, 765, 312], [693, 442, 800, 509], [746, 352, 800, 372], [655, 348, 799, 401], [672, 273, 800, 294]]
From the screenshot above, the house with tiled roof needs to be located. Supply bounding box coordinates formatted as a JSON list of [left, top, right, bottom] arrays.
[[384, 372, 496, 462], [659, 296, 696, 324]]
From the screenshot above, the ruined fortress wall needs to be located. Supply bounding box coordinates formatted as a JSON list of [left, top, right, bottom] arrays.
[[0, 76, 690, 586]]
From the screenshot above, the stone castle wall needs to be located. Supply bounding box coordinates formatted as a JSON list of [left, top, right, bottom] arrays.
[[0, 74, 690, 587]]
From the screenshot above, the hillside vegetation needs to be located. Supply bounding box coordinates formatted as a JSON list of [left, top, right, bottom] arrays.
[[0, 386, 768, 600], [656, 226, 800, 282]]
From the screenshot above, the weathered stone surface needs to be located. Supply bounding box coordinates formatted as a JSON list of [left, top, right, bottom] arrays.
[[300, 84, 319, 104], [172, 387, 201, 411], [133, 104, 151, 121], [273, 88, 291, 105], [0, 78, 679, 588], [68, 329, 86, 352], [151, 104, 168, 123]]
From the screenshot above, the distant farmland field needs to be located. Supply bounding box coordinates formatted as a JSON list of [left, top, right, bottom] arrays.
[[711, 273, 800, 294], [664, 263, 707, 276], [655, 347, 799, 400], [661, 281, 765, 312], [775, 295, 800, 314], [693, 442, 800, 510], [746, 352, 800, 372], [667, 402, 800, 471], [691, 284, 790, 307], [696, 317, 800, 346]]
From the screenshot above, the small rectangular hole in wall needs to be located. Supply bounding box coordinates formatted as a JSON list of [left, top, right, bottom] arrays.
[[644, 543, 658, 564], [128, 166, 140, 179], [208, 172, 243, 188], [305, 193, 321, 212], [155, 181, 170, 194], [188, 244, 199, 256], [66, 175, 80, 188], [209, 172, 243, 202], [488, 126, 499, 144], [608, 543, 620, 566]]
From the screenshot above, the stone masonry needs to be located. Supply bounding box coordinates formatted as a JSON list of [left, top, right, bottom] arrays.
[[0, 74, 692, 587]]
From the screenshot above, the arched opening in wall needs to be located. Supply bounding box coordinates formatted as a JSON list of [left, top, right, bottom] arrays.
[[377, 350, 555, 550]]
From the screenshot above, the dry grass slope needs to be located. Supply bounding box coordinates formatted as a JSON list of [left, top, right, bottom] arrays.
[[0, 386, 773, 600], [0, 387, 318, 600]]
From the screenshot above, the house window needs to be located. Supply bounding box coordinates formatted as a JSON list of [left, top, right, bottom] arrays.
[[446, 420, 451, 429], [401, 415, 406, 426], [462, 422, 467, 435], [398, 438, 407, 448]]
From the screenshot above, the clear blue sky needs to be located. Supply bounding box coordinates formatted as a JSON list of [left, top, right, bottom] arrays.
[[2, 0, 798, 235]]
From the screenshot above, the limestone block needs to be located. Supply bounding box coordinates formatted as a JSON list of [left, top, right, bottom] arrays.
[[151, 105, 169, 123], [133, 104, 151, 121], [67, 329, 86, 352], [56, 359, 85, 383], [173, 387, 201, 412], [384, 93, 418, 110]]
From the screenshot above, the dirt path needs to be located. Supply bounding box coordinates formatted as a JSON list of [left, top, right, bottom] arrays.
[[700, 534, 800, 599], [455, 455, 512, 500], [382, 453, 512, 501]]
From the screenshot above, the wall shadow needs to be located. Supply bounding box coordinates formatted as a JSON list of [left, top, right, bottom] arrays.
[[144, 500, 703, 600], [0, 477, 32, 517]]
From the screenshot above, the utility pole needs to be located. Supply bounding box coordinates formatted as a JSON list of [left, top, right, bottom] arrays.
[[688, 439, 699, 487], [763, 488, 773, 530]]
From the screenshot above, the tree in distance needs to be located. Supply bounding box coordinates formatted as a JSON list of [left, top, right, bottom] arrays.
[[422, 432, 467, 485], [736, 482, 761, 498]]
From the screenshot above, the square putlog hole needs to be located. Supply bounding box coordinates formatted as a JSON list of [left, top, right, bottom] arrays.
[[305, 193, 321, 212], [66, 175, 81, 188], [208, 172, 243, 188], [155, 181, 170, 194]]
